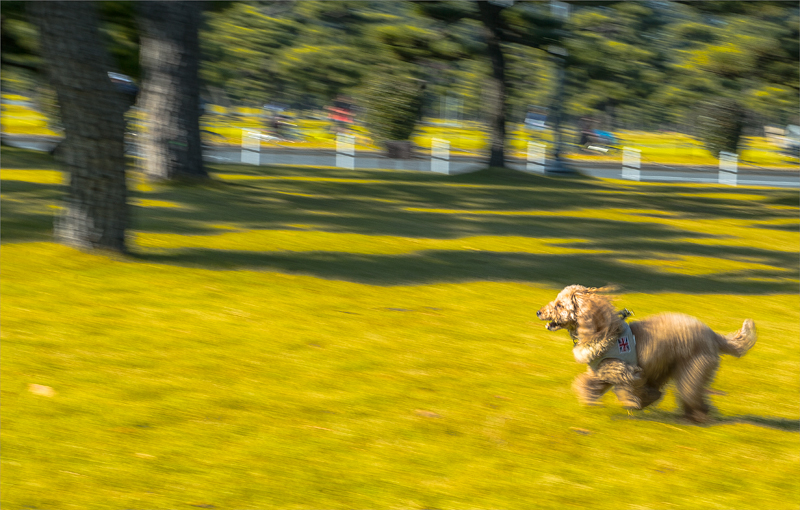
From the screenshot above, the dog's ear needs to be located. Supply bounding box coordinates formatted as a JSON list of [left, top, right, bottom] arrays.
[[586, 285, 620, 294], [571, 289, 591, 316], [568, 287, 582, 309], [578, 292, 624, 342], [589, 300, 609, 332]]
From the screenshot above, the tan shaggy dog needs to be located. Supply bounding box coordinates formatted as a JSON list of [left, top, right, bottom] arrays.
[[537, 285, 757, 423]]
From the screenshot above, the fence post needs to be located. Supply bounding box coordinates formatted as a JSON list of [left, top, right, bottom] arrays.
[[718, 151, 737, 186], [241, 129, 260, 165], [336, 133, 355, 170], [431, 138, 450, 174], [526, 142, 546, 173], [622, 147, 641, 181]]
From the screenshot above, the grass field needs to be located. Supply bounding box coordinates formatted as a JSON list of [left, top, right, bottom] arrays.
[[2, 146, 799, 509]]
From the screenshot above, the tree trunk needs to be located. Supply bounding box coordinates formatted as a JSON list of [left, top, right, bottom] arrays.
[[137, 2, 208, 181], [551, 57, 567, 162], [477, 1, 508, 169], [28, 2, 129, 253]]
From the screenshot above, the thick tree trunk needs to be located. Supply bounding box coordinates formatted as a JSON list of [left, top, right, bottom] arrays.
[[28, 2, 129, 253], [137, 2, 208, 181], [478, 1, 508, 169]]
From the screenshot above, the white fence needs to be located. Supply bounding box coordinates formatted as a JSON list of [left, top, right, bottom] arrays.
[[233, 131, 781, 187], [526, 142, 546, 173], [431, 138, 450, 174], [718, 151, 738, 186], [622, 147, 641, 181], [336, 133, 355, 170], [241, 130, 261, 165], [239, 130, 485, 175]]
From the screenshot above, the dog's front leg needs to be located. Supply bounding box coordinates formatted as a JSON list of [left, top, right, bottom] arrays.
[[572, 370, 612, 406], [593, 359, 645, 410]]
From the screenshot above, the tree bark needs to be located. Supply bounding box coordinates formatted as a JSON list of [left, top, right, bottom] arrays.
[[28, 2, 129, 253], [477, 1, 508, 169], [137, 1, 208, 181]]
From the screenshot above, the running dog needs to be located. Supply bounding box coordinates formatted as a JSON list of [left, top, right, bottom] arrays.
[[537, 285, 757, 422]]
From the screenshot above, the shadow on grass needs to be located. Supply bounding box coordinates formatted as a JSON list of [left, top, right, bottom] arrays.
[[131, 248, 798, 294], [132, 169, 798, 243], [0, 180, 62, 242], [620, 411, 800, 432], [127, 166, 798, 293], [1, 213, 55, 242], [146, 166, 798, 226], [714, 415, 800, 432], [3, 156, 798, 293], [0, 145, 59, 169]]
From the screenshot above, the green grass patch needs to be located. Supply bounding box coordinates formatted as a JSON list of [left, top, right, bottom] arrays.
[[2, 149, 799, 509]]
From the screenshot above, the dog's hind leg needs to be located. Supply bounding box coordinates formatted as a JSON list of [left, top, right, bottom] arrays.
[[674, 354, 719, 423], [572, 370, 612, 406]]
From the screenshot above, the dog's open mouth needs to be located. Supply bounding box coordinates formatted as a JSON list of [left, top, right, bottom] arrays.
[[546, 321, 563, 331]]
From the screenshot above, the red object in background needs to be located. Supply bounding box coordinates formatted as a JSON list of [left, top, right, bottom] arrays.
[[328, 107, 352, 123], [327, 98, 354, 124]]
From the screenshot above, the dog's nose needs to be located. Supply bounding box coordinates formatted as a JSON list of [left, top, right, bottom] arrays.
[[536, 310, 542, 318]]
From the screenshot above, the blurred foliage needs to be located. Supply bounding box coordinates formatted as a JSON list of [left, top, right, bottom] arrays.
[[97, 1, 140, 80], [199, 2, 303, 107], [1, 0, 798, 148], [564, 1, 667, 122], [696, 98, 746, 157], [360, 67, 425, 145], [0, 2, 41, 71], [555, 0, 799, 157]]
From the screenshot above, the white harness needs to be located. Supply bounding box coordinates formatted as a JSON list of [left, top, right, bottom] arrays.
[[588, 321, 637, 370]]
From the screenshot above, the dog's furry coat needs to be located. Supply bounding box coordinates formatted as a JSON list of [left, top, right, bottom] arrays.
[[537, 285, 757, 422]]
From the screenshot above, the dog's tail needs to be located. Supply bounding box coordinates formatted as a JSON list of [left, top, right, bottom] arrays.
[[717, 319, 757, 357]]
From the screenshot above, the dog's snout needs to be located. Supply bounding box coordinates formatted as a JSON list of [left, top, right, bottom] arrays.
[[536, 310, 542, 318]]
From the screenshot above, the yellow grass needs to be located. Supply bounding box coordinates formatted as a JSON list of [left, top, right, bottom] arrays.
[[2, 150, 798, 509]]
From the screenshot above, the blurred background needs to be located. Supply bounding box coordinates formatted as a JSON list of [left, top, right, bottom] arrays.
[[2, 1, 798, 164]]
